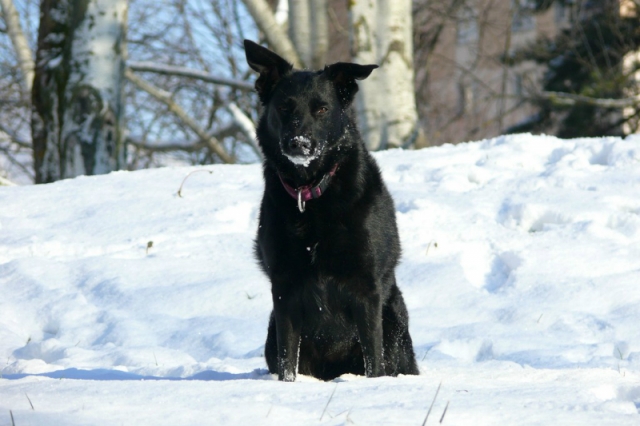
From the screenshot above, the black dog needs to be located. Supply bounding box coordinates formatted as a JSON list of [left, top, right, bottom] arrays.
[[245, 40, 418, 381]]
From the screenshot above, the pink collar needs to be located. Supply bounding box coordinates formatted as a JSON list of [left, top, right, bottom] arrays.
[[277, 164, 338, 212]]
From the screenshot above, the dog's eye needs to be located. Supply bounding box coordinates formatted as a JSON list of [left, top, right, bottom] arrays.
[[316, 107, 328, 115]]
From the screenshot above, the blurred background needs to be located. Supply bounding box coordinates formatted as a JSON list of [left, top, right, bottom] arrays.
[[0, 0, 638, 184]]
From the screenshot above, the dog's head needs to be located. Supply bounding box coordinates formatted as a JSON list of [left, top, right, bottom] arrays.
[[244, 40, 377, 182]]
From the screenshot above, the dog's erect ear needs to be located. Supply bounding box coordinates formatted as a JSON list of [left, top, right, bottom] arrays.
[[324, 63, 378, 82], [323, 63, 378, 105], [244, 40, 293, 100]]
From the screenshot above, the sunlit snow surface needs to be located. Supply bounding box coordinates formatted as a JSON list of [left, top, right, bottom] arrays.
[[1, 134, 639, 425]]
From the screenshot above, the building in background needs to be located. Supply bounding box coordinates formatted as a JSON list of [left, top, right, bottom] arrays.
[[413, 0, 573, 146]]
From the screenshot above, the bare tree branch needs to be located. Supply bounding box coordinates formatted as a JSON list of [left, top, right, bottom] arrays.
[[0, 174, 17, 186], [227, 102, 262, 158], [126, 137, 207, 153], [126, 122, 245, 154], [0, 0, 34, 93], [0, 142, 32, 179], [127, 61, 254, 91], [0, 122, 30, 149], [125, 69, 235, 164], [241, 0, 302, 68], [531, 91, 640, 108]]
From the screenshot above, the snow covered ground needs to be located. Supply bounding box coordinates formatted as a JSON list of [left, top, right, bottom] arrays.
[[1, 134, 639, 425]]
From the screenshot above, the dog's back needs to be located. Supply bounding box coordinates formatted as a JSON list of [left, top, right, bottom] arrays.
[[245, 40, 418, 381]]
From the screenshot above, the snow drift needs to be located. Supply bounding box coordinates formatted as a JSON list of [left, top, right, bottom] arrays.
[[1, 134, 639, 425]]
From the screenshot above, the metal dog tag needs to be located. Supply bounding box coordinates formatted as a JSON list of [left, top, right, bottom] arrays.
[[297, 190, 306, 213]]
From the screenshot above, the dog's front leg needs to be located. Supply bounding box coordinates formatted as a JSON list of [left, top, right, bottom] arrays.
[[273, 297, 301, 381], [353, 293, 385, 377]]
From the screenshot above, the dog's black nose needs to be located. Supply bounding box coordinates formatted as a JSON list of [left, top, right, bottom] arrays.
[[289, 136, 312, 153]]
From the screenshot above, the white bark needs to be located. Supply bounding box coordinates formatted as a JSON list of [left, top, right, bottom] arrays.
[[32, 0, 128, 183], [349, 0, 419, 150], [242, 0, 302, 68], [0, 174, 17, 186], [310, 0, 328, 69], [288, 0, 312, 68], [62, 0, 128, 177], [0, 0, 34, 93], [376, 0, 418, 149], [622, 50, 640, 134], [349, 0, 383, 150]]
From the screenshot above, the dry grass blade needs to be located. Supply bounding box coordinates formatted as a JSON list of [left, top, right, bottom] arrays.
[[25, 393, 34, 410], [10, 410, 15, 426], [319, 383, 338, 421], [439, 401, 449, 423], [421, 381, 442, 426], [177, 170, 214, 197]]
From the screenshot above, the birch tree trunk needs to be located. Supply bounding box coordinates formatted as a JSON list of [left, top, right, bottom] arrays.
[[288, 0, 312, 67], [287, 0, 328, 69], [310, 0, 328, 69], [242, 0, 302, 68], [245, 0, 327, 70], [31, 0, 127, 183], [0, 0, 34, 93], [349, 0, 420, 150]]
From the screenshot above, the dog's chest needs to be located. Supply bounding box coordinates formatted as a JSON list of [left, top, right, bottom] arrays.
[[300, 274, 351, 330], [292, 221, 346, 272]]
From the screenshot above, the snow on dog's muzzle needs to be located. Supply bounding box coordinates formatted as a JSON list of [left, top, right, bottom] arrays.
[[282, 136, 320, 167]]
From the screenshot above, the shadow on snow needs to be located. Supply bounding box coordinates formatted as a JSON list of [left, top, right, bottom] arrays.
[[3, 367, 271, 382]]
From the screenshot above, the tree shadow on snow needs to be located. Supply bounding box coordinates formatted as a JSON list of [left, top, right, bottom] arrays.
[[3, 367, 272, 382]]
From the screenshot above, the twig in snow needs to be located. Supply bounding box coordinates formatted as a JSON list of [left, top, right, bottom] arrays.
[[24, 393, 34, 410], [10, 410, 15, 426], [439, 401, 449, 423], [537, 314, 543, 323], [421, 381, 442, 426], [146, 241, 153, 255], [426, 241, 438, 256], [153, 352, 158, 366], [176, 170, 214, 197], [319, 383, 338, 421], [266, 404, 273, 418], [422, 347, 432, 361], [346, 407, 354, 424]]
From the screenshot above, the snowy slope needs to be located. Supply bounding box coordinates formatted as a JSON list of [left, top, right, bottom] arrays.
[[1, 134, 639, 425]]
